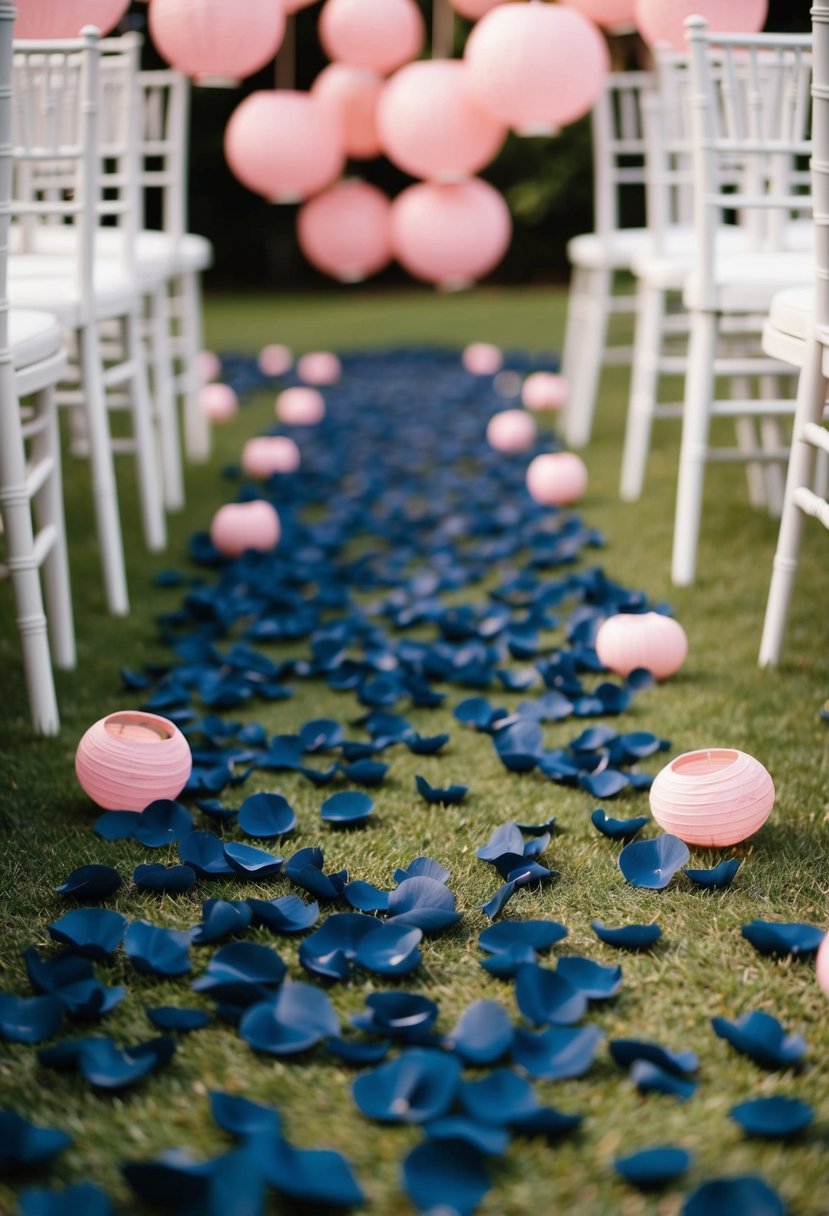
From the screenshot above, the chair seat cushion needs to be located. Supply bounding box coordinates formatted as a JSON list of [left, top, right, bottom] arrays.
[[9, 225, 214, 281], [7, 255, 138, 325], [684, 251, 814, 312], [767, 285, 813, 340], [8, 308, 63, 371]]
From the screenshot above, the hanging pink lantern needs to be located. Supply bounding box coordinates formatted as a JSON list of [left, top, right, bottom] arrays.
[[449, 0, 503, 19], [258, 344, 294, 377], [297, 351, 342, 385], [318, 0, 425, 76], [242, 436, 301, 478], [14, 0, 130, 37], [311, 63, 384, 160], [634, 0, 767, 49], [526, 452, 588, 505], [200, 383, 238, 422], [149, 0, 286, 87], [521, 372, 567, 412], [75, 711, 192, 812], [390, 178, 511, 291], [297, 180, 393, 283], [562, 0, 637, 31], [595, 612, 688, 680], [650, 749, 775, 847], [486, 409, 537, 454], [463, 342, 503, 375], [225, 91, 345, 204], [817, 933, 829, 999], [464, 3, 610, 135], [377, 59, 506, 183], [210, 500, 281, 558], [276, 386, 327, 425], [197, 350, 221, 384]]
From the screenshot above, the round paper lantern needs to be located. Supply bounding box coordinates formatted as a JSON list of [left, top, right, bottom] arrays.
[[319, 0, 425, 76], [526, 452, 588, 505], [197, 350, 221, 383], [311, 63, 384, 160], [276, 386, 326, 425], [463, 342, 503, 375], [258, 344, 294, 377], [75, 711, 193, 811], [464, 4, 610, 135], [15, 0, 130, 37], [817, 933, 829, 999], [595, 611, 688, 680], [225, 91, 345, 204], [634, 0, 767, 49], [449, 0, 503, 18], [210, 500, 281, 557], [649, 749, 775, 847], [562, 0, 637, 31], [297, 180, 393, 282], [200, 383, 238, 422], [486, 409, 537, 454], [377, 59, 506, 182], [297, 351, 342, 385], [521, 372, 568, 411], [390, 178, 511, 291], [242, 436, 301, 478], [149, 0, 286, 86]]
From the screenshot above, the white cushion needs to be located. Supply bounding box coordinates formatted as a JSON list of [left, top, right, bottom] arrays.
[[7, 255, 138, 325], [9, 224, 213, 281], [767, 285, 813, 341], [684, 251, 814, 312], [8, 308, 63, 371]]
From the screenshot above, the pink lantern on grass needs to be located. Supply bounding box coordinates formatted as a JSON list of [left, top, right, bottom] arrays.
[[595, 611, 688, 680], [526, 452, 588, 505], [817, 933, 829, 998], [390, 178, 511, 291], [277, 386, 327, 424], [318, 0, 425, 76], [149, 0, 286, 87], [311, 63, 384, 160], [197, 350, 221, 384], [650, 749, 775, 847], [562, 0, 637, 31], [522, 372, 567, 411], [75, 711, 192, 811], [463, 342, 503, 375], [225, 91, 345, 204], [377, 59, 506, 182], [486, 409, 537, 454], [242, 436, 301, 478], [258, 344, 293, 377], [15, 0, 130, 37], [297, 180, 393, 282], [634, 0, 767, 49], [449, 0, 503, 18], [211, 500, 281, 557], [464, 3, 610, 135], [297, 351, 342, 385], [200, 383, 238, 422]]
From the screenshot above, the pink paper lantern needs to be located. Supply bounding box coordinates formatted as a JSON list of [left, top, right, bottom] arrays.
[[526, 452, 588, 505], [242, 436, 301, 478], [297, 351, 342, 385], [14, 0, 130, 37], [284, 0, 320, 10], [521, 372, 568, 412], [200, 382, 238, 422], [562, 0, 637, 31], [197, 350, 221, 384], [276, 386, 327, 425], [311, 63, 384, 160], [390, 178, 511, 291], [149, 0, 286, 87], [319, 0, 425, 76], [225, 91, 345, 204], [377, 59, 506, 182], [297, 180, 393, 283], [817, 932, 829, 998], [650, 748, 775, 847], [258, 344, 294, 377], [463, 342, 503, 375], [464, 3, 610, 135], [486, 409, 537, 454], [75, 711, 193, 811], [449, 0, 503, 19], [210, 500, 281, 557], [595, 611, 688, 680], [634, 0, 768, 49]]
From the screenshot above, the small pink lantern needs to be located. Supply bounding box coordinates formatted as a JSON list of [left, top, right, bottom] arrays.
[[377, 59, 506, 182], [15, 0, 130, 37], [562, 0, 637, 31], [649, 749, 775, 847], [276, 386, 327, 425], [526, 452, 588, 505], [634, 0, 768, 49], [297, 180, 393, 283], [224, 91, 345, 204], [200, 383, 238, 422], [311, 63, 384, 160], [390, 178, 511, 291], [242, 436, 301, 478], [149, 0, 286, 87], [449, 0, 503, 18], [297, 351, 342, 385], [521, 372, 568, 412], [258, 344, 294, 377], [595, 611, 688, 680], [318, 0, 425, 76], [197, 350, 221, 384], [464, 3, 610, 135], [486, 409, 537, 454], [75, 711, 193, 812], [817, 932, 829, 998], [210, 500, 281, 557], [463, 342, 503, 375]]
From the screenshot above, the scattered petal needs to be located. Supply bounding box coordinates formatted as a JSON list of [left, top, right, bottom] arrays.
[[591, 809, 649, 841], [401, 1139, 490, 1216], [354, 923, 422, 977], [629, 1060, 697, 1100], [0, 1110, 71, 1172], [512, 1024, 604, 1080], [591, 920, 661, 949], [729, 1096, 813, 1139], [238, 792, 296, 839], [0, 993, 64, 1044], [134, 800, 195, 847], [425, 1116, 509, 1156], [444, 1000, 513, 1065], [124, 922, 191, 978], [224, 841, 283, 879], [321, 791, 374, 827], [262, 1136, 364, 1209], [353, 1048, 461, 1124], [209, 1091, 281, 1139], [557, 956, 622, 1000], [514, 963, 588, 1027], [326, 1037, 391, 1065], [711, 1011, 806, 1069], [247, 895, 319, 934], [740, 920, 824, 957], [684, 859, 741, 889], [17, 1182, 113, 1216], [193, 941, 286, 1007], [610, 1038, 697, 1076], [614, 1146, 691, 1189], [618, 835, 690, 890], [414, 774, 468, 805], [191, 899, 252, 945], [178, 831, 236, 878], [55, 865, 122, 902], [133, 863, 197, 894], [146, 1006, 210, 1033], [682, 1176, 786, 1216], [387, 876, 460, 933], [39, 1035, 175, 1090], [47, 909, 127, 959], [239, 981, 339, 1054]]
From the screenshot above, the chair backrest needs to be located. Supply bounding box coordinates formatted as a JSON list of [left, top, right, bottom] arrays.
[[136, 67, 190, 241], [590, 70, 653, 238], [643, 49, 697, 247], [812, 0, 829, 333]]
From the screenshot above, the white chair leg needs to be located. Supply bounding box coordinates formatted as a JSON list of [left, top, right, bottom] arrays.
[[149, 284, 184, 511], [177, 270, 211, 463], [30, 384, 75, 670], [123, 311, 166, 553], [564, 265, 613, 449], [620, 279, 665, 501], [672, 309, 718, 586]]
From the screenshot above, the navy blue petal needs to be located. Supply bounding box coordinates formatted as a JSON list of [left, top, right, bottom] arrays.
[[614, 1146, 691, 1189], [247, 895, 319, 934], [353, 1048, 461, 1123], [224, 841, 283, 878], [685, 859, 741, 889], [591, 920, 661, 949], [18, 1182, 113, 1216], [729, 1095, 813, 1139], [393, 857, 451, 885], [192, 941, 286, 1006], [146, 1007, 210, 1033], [321, 790, 374, 826], [178, 831, 236, 878], [476, 822, 525, 861], [514, 963, 588, 1027], [415, 774, 468, 805], [326, 1037, 391, 1065], [579, 769, 630, 799], [682, 1176, 786, 1216], [339, 759, 388, 786], [591, 809, 649, 841], [134, 800, 194, 847], [124, 922, 191, 977], [209, 1091, 281, 1138], [133, 863, 197, 894], [354, 923, 422, 977], [191, 899, 252, 944], [511, 1024, 604, 1080], [444, 1000, 513, 1065], [387, 876, 460, 933], [0, 993, 63, 1044], [343, 880, 390, 911], [557, 956, 622, 1000], [425, 1117, 509, 1156], [610, 1038, 697, 1076], [401, 1139, 490, 1216], [740, 920, 824, 957], [55, 865, 122, 902], [629, 1060, 697, 1100], [481, 880, 518, 920], [239, 981, 339, 1054], [47, 909, 127, 959], [711, 1011, 806, 1069], [619, 835, 690, 890], [352, 992, 439, 1044], [94, 810, 140, 841], [238, 792, 296, 839], [261, 1136, 363, 1209], [0, 1110, 71, 1171]]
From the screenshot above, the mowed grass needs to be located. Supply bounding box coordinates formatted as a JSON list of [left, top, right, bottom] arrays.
[[1, 285, 828, 1215]]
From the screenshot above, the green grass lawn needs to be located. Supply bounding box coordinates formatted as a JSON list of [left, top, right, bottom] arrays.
[[1, 285, 828, 1214]]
